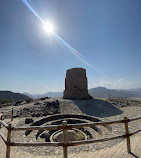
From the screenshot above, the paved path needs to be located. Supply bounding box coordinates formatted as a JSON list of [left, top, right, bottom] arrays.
[[0, 133, 141, 158], [69, 134, 141, 158]]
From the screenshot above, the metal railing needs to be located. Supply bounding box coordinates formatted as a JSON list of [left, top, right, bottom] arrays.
[[0, 112, 141, 158]]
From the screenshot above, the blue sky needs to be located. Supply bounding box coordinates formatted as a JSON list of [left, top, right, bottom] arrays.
[[0, 0, 141, 94]]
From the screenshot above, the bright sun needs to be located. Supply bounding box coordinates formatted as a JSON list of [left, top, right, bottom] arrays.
[[43, 22, 54, 33]]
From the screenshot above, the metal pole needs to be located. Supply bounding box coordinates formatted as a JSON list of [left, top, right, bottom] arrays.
[[62, 121, 68, 158]]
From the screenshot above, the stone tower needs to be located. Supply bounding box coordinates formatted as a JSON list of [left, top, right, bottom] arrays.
[[63, 68, 89, 99]]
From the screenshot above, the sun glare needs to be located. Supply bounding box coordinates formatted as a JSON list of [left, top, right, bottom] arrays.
[[43, 22, 54, 33]]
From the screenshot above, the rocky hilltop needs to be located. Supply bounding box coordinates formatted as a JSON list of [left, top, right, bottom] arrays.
[[0, 97, 141, 157], [0, 91, 30, 102]]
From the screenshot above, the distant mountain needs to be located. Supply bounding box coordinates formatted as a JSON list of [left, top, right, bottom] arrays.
[[23, 93, 35, 98], [88, 87, 140, 98], [0, 91, 30, 101], [24, 87, 141, 99], [24, 92, 63, 99], [119, 88, 141, 96], [46, 92, 63, 98]]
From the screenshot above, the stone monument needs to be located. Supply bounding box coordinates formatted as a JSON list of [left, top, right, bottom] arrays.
[[63, 68, 89, 99]]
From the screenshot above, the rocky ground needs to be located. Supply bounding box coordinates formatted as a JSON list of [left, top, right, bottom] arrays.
[[0, 98, 60, 119], [0, 97, 141, 157]]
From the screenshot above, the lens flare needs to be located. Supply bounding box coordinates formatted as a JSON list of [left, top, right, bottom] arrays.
[[21, 0, 102, 73]]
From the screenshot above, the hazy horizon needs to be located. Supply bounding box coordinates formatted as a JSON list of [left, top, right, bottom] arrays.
[[1, 86, 141, 95]]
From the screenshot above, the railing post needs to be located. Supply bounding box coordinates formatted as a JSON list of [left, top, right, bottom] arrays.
[[0, 113, 2, 128], [124, 117, 131, 153], [11, 108, 13, 121], [62, 121, 68, 158], [6, 124, 12, 158]]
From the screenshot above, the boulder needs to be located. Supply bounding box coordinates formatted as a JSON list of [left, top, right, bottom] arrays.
[[14, 100, 23, 106], [25, 118, 33, 124]]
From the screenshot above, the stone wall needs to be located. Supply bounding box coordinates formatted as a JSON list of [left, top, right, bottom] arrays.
[[63, 68, 89, 99]]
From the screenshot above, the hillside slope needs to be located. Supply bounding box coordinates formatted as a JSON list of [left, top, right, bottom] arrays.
[[88, 87, 139, 98], [0, 91, 30, 101]]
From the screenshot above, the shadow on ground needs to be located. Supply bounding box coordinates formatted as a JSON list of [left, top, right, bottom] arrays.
[[130, 153, 140, 158], [72, 99, 123, 117]]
